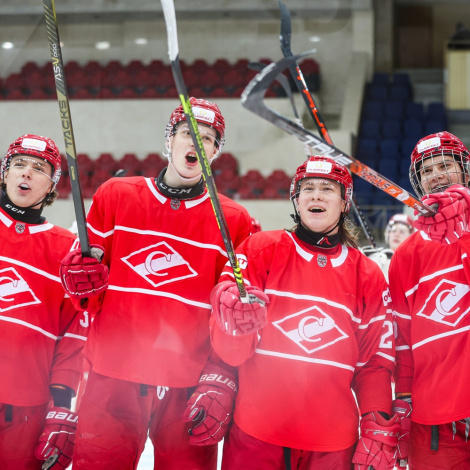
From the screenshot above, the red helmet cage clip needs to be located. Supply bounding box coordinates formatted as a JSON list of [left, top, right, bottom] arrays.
[[290, 155, 353, 212], [1, 134, 62, 185]]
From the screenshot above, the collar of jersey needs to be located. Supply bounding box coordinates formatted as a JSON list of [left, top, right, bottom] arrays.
[[287, 231, 348, 267], [0, 206, 53, 234], [146, 177, 210, 209]]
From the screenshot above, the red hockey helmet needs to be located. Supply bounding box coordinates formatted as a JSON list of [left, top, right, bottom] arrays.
[[1, 134, 62, 185], [410, 131, 470, 197], [290, 155, 353, 212], [165, 97, 225, 155]]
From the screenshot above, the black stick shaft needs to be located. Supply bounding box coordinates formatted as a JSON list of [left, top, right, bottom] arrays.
[[43, 0, 90, 256]]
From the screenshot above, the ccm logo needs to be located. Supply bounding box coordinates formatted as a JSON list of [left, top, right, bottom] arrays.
[[46, 411, 78, 423], [200, 373, 237, 392]]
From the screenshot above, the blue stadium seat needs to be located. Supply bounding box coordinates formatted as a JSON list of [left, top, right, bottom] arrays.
[[384, 101, 405, 121], [366, 84, 389, 101], [357, 138, 379, 165], [403, 118, 424, 139], [392, 72, 411, 86], [401, 137, 419, 159], [382, 119, 402, 139], [425, 119, 447, 135], [353, 176, 374, 205], [372, 73, 390, 86], [389, 84, 411, 102], [379, 139, 400, 160], [362, 101, 384, 120], [360, 120, 382, 139], [405, 102, 425, 120]]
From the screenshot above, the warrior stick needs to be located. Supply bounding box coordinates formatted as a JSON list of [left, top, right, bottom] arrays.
[[278, 0, 377, 248], [43, 0, 91, 256], [241, 55, 436, 217], [160, 0, 248, 302]]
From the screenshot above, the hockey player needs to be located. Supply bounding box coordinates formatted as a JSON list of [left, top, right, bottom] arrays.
[[389, 131, 470, 469], [59, 98, 252, 469], [210, 155, 399, 469], [0, 134, 88, 469], [365, 213, 415, 281]]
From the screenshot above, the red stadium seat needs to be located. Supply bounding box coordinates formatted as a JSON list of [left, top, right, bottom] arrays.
[[238, 170, 266, 199], [215, 169, 240, 198], [212, 152, 238, 175]]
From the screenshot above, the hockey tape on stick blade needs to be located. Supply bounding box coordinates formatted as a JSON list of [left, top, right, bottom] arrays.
[[240, 54, 436, 217], [160, 0, 248, 302]]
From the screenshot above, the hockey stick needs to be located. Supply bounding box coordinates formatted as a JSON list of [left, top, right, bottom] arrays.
[[240, 55, 436, 217], [248, 62, 303, 128], [43, 0, 91, 256], [160, 0, 248, 302], [278, 0, 377, 249]]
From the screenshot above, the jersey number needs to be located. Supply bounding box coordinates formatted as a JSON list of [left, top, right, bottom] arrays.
[[80, 311, 89, 328], [379, 320, 393, 349]]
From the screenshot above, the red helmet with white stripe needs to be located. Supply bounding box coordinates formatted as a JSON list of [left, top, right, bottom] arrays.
[[290, 155, 353, 212], [165, 97, 225, 156], [1, 134, 62, 185], [410, 131, 470, 197]]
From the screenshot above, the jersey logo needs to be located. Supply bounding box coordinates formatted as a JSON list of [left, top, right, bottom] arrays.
[[417, 279, 470, 327], [122, 242, 197, 288], [0, 267, 41, 312], [273, 305, 347, 354]]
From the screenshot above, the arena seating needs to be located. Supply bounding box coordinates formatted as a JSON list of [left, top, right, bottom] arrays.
[[0, 57, 320, 100], [55, 150, 292, 202], [356, 71, 449, 204]]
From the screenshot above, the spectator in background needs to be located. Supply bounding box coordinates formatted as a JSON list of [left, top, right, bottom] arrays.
[[365, 213, 415, 281]]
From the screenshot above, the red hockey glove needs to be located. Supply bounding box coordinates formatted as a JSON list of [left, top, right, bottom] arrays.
[[35, 407, 78, 469], [210, 281, 269, 336], [352, 411, 400, 470], [60, 245, 109, 299], [414, 185, 470, 244], [182, 362, 237, 446], [392, 398, 412, 469]]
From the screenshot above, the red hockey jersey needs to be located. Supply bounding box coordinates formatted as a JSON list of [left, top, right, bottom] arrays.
[[211, 230, 395, 452], [84, 176, 251, 387], [0, 208, 88, 406], [389, 230, 470, 425]]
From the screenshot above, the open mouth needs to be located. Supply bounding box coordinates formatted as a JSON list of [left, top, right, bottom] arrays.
[[309, 207, 325, 213], [19, 183, 30, 191], [185, 154, 198, 166]]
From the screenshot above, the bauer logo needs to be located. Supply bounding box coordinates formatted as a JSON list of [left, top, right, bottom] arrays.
[[272, 305, 347, 355], [192, 107, 215, 124], [416, 279, 470, 327], [306, 160, 332, 174], [0, 267, 41, 312], [122, 242, 197, 288]]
